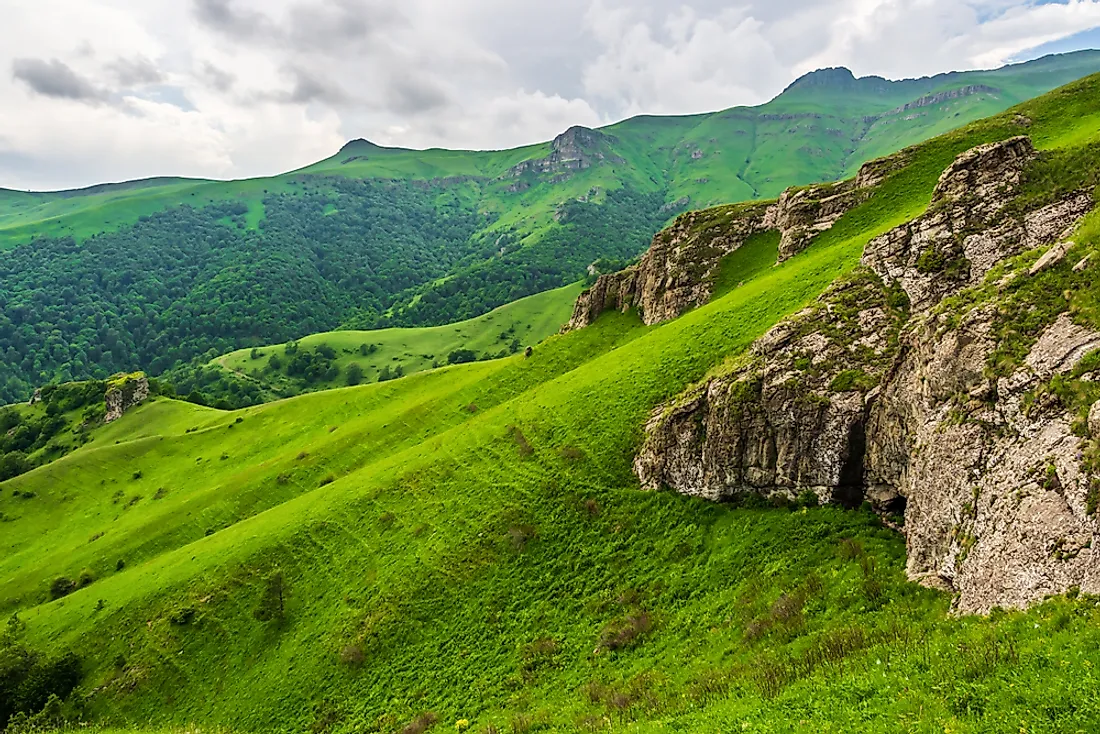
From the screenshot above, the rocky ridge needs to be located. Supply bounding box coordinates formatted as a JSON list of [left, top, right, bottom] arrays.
[[566, 152, 906, 330], [504, 127, 623, 188], [633, 136, 1100, 612]]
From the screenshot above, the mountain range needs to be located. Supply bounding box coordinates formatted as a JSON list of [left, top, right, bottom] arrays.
[[1, 51, 1099, 404]]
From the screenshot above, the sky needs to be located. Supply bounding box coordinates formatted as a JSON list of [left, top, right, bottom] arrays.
[[0, 0, 1098, 191]]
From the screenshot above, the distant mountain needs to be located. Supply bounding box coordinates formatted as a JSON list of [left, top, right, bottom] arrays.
[[0, 50, 1098, 403]]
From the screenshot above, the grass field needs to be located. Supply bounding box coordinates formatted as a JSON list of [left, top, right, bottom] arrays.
[[2, 73, 1100, 734], [213, 282, 583, 397]]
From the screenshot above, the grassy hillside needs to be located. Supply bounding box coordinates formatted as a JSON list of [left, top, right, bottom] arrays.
[[3, 73, 1100, 733], [2, 53, 1099, 404], [199, 282, 583, 403]]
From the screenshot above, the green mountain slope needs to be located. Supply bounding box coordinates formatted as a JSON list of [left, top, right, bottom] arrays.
[[1, 52, 1099, 405], [183, 282, 583, 405], [3, 72, 1100, 733]]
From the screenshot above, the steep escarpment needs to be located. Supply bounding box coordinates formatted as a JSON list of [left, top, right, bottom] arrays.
[[567, 152, 906, 329], [636, 136, 1100, 612]]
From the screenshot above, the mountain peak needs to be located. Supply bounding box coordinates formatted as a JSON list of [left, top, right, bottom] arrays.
[[781, 66, 892, 95], [339, 138, 383, 153]]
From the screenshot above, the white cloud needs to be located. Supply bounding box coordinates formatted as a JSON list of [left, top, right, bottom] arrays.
[[0, 0, 1097, 190]]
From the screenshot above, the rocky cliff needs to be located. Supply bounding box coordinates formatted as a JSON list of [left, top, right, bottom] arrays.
[[504, 126, 623, 188], [566, 152, 906, 330], [104, 372, 150, 423], [635, 136, 1100, 612]]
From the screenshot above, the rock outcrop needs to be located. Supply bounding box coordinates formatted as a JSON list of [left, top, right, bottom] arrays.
[[104, 373, 150, 423], [567, 201, 773, 329], [567, 151, 907, 330], [505, 126, 623, 182], [635, 136, 1100, 612], [634, 269, 907, 508]]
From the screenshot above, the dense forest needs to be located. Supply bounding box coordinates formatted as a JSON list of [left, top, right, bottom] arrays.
[[0, 178, 663, 404], [377, 188, 674, 326]]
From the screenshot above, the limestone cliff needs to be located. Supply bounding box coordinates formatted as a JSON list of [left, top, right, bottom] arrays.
[[104, 373, 150, 423], [504, 127, 623, 189], [566, 152, 905, 330], [635, 136, 1100, 612]]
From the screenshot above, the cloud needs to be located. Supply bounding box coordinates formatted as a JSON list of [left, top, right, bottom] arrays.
[[1, 0, 1099, 190], [198, 61, 235, 91], [11, 58, 107, 103], [193, 0, 275, 41], [108, 56, 166, 86]]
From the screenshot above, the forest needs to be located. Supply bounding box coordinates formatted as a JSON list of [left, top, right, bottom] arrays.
[[0, 178, 665, 404]]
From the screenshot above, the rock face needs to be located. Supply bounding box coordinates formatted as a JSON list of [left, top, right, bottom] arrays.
[[104, 373, 150, 423], [566, 151, 906, 330], [505, 126, 623, 182], [635, 269, 907, 508], [635, 136, 1100, 613], [567, 201, 773, 329]]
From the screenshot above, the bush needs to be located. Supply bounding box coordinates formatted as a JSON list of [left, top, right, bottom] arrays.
[[400, 711, 438, 734], [49, 577, 76, 600], [76, 568, 95, 589], [447, 349, 477, 365], [254, 570, 288, 623], [345, 363, 364, 386]]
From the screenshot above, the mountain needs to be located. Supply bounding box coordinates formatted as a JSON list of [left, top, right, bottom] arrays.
[[2, 69, 1100, 733], [1, 52, 1099, 405]]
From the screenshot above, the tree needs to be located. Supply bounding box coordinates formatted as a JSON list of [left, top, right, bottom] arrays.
[[447, 349, 477, 365], [345, 363, 364, 386], [254, 570, 287, 623]]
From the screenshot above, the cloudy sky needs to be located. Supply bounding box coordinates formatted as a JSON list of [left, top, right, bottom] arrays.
[[1, 0, 1098, 191]]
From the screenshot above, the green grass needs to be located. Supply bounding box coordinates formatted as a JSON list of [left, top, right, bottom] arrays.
[[3, 70, 1100, 734], [213, 282, 583, 397]]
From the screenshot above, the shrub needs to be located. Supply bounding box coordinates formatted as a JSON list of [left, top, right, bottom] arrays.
[[76, 568, 95, 589], [400, 711, 439, 734], [346, 363, 364, 386], [447, 349, 477, 365], [49, 577, 76, 600], [319, 474, 336, 487], [339, 644, 365, 667], [597, 611, 652, 652], [254, 570, 288, 623]]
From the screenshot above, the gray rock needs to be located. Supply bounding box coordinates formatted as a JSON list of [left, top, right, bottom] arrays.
[[1028, 241, 1074, 276], [635, 136, 1100, 613], [566, 150, 907, 330], [104, 374, 150, 423]]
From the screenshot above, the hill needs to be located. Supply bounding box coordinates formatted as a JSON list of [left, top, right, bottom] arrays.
[[180, 283, 583, 406], [2, 51, 1100, 403], [2, 71, 1100, 733]]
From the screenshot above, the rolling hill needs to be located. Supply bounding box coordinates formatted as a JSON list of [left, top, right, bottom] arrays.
[[2, 52, 1100, 404], [2, 70, 1100, 734]]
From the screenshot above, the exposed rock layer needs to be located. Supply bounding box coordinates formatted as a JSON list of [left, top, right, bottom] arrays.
[[634, 136, 1100, 612], [104, 373, 150, 424], [567, 152, 906, 330]]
